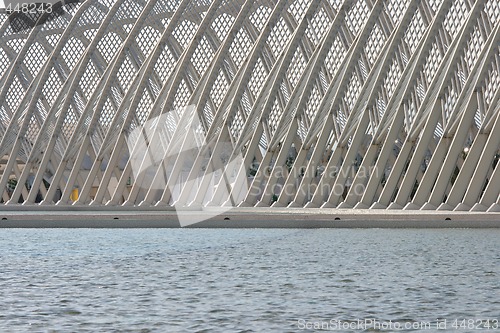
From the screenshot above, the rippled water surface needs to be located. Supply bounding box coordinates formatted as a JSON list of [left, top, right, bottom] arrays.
[[1, 228, 499, 332]]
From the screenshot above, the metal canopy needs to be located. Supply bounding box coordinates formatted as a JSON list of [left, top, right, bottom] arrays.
[[0, 0, 498, 212]]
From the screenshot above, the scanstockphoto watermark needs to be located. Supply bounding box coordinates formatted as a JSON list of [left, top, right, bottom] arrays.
[[297, 318, 500, 331], [127, 105, 247, 227], [297, 319, 434, 331]]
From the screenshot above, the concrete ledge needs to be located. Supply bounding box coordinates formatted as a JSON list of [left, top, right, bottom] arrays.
[[0, 207, 499, 228]]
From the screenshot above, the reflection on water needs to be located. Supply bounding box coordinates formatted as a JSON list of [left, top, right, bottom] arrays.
[[0, 228, 499, 332]]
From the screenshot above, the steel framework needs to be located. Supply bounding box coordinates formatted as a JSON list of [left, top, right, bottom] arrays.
[[0, 0, 498, 211]]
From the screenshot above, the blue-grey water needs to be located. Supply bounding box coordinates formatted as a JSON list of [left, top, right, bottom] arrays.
[[0, 228, 499, 332]]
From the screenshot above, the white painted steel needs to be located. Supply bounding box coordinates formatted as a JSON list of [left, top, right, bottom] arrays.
[[0, 0, 498, 212]]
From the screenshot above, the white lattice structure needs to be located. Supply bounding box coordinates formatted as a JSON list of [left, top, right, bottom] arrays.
[[0, 0, 499, 212]]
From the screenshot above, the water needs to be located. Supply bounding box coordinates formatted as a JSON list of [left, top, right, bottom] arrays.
[[0, 228, 499, 332]]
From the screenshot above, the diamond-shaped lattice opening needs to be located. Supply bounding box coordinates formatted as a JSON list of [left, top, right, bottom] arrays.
[[122, 23, 133, 34], [41, 68, 62, 108], [210, 69, 229, 109], [483, 59, 499, 110], [117, 56, 136, 92], [136, 26, 161, 58], [98, 97, 116, 132], [286, 47, 307, 89], [463, 25, 486, 72], [344, 72, 362, 111], [211, 12, 235, 42], [404, 8, 426, 54], [267, 17, 291, 58], [191, 36, 215, 78], [79, 60, 101, 100], [6, 76, 24, 111], [385, 0, 409, 27], [83, 28, 98, 41], [229, 27, 253, 69], [0, 47, 9, 76], [442, 87, 458, 123], [152, 0, 177, 16], [26, 113, 40, 145], [249, 5, 272, 31], [172, 79, 191, 111], [173, 19, 198, 48], [268, 96, 283, 136], [23, 42, 47, 78], [62, 105, 78, 139], [229, 106, 245, 141], [135, 88, 153, 127], [63, 1, 82, 16], [113, 0, 143, 23], [365, 24, 386, 66], [443, 0, 469, 40], [60, 37, 85, 71], [306, 6, 329, 47], [248, 57, 267, 98], [160, 17, 171, 28], [325, 36, 345, 77], [78, 5, 106, 26], [345, 0, 369, 37], [96, 32, 122, 64], [304, 83, 322, 124], [427, 0, 442, 14], [41, 9, 68, 32], [288, 0, 312, 23], [154, 47, 177, 83], [46, 34, 60, 48], [325, 0, 342, 12], [383, 57, 402, 98], [423, 42, 443, 87], [404, 99, 418, 131], [485, 0, 499, 25]]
